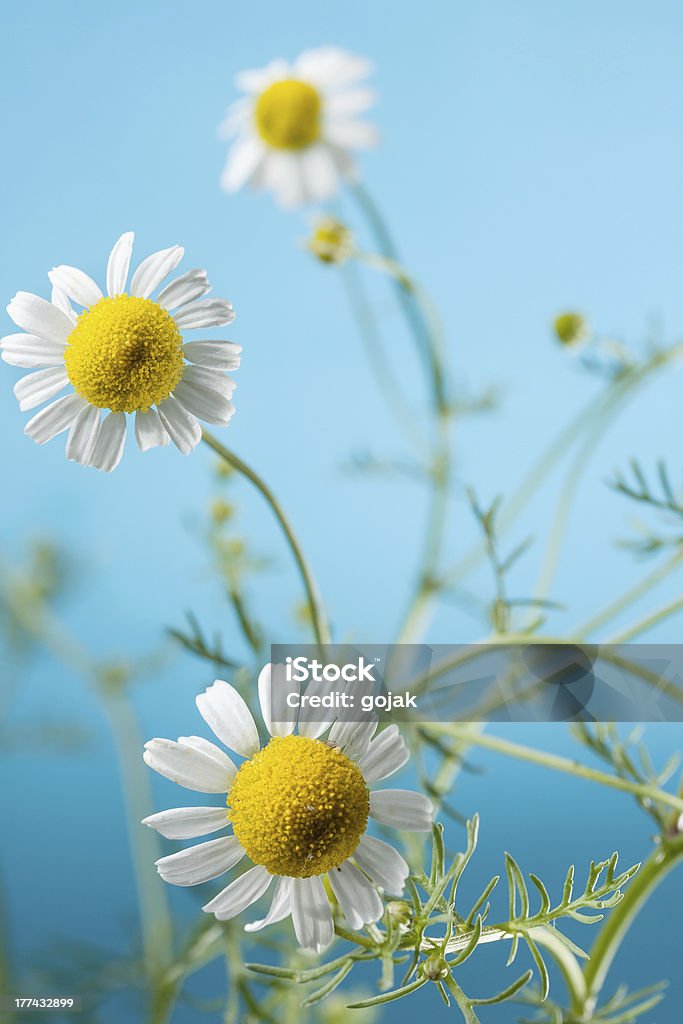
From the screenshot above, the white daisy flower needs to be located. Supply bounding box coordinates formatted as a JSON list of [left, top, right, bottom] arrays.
[[1, 232, 241, 472], [220, 46, 377, 208], [142, 668, 432, 953]]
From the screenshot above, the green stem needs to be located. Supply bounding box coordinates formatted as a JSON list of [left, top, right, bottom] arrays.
[[581, 838, 683, 1015], [340, 256, 428, 455], [443, 341, 683, 588], [422, 726, 683, 815], [348, 185, 454, 645], [201, 430, 331, 648], [573, 546, 683, 638], [102, 690, 174, 981], [607, 594, 683, 642]]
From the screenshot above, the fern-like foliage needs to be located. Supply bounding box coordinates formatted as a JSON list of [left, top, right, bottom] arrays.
[[245, 816, 639, 1022]]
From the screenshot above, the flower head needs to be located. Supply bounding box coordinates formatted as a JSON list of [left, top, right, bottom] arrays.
[[2, 233, 241, 471], [142, 667, 432, 952], [220, 47, 377, 208]]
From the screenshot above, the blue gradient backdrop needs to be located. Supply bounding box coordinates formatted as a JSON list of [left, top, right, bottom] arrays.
[[1, 1, 682, 1020]]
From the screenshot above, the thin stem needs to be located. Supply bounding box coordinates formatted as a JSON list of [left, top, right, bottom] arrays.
[[348, 184, 455, 645], [0, 563, 175, 988], [201, 431, 331, 648], [422, 726, 683, 814], [340, 256, 428, 455], [573, 546, 683, 638], [607, 594, 683, 642], [443, 340, 683, 588]]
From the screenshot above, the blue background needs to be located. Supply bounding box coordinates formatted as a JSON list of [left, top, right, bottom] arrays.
[[1, 0, 682, 1020]]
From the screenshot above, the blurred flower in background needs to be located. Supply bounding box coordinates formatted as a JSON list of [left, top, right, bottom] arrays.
[[219, 46, 377, 207], [2, 232, 240, 470]]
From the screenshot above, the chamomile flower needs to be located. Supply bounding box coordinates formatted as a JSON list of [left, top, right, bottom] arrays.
[[220, 47, 377, 208], [142, 669, 432, 953], [1, 233, 240, 471]]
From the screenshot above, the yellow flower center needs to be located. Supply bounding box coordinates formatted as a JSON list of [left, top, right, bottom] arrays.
[[228, 735, 369, 878], [255, 79, 321, 151], [64, 295, 184, 413]]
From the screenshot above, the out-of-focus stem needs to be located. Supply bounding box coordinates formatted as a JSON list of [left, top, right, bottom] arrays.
[[422, 725, 683, 814], [574, 546, 683, 638], [346, 189, 454, 644], [202, 431, 331, 649]]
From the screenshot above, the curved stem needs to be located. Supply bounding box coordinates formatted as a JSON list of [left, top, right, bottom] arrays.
[[201, 431, 331, 649], [581, 838, 683, 1015]]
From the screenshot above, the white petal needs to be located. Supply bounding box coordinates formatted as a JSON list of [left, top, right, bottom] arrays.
[[221, 136, 266, 192], [297, 677, 339, 739], [358, 725, 409, 782], [299, 145, 339, 202], [326, 88, 376, 116], [182, 340, 242, 371], [291, 876, 334, 953], [50, 285, 76, 322], [156, 394, 201, 454], [25, 393, 86, 444], [158, 269, 211, 311], [65, 403, 101, 465], [218, 97, 251, 140], [369, 790, 433, 832], [135, 408, 170, 451], [325, 118, 378, 149], [130, 245, 184, 298], [245, 876, 292, 932], [330, 716, 378, 762], [13, 367, 69, 411], [203, 865, 272, 920], [173, 298, 235, 329], [143, 737, 235, 794], [178, 735, 237, 773], [106, 231, 134, 296], [235, 60, 290, 94], [88, 411, 127, 472], [182, 364, 237, 398], [196, 680, 260, 758], [1, 333, 66, 368], [258, 663, 296, 738], [329, 860, 383, 929], [174, 379, 235, 426], [48, 266, 102, 308], [7, 292, 73, 344], [353, 835, 409, 894], [142, 806, 229, 840], [156, 836, 244, 886], [294, 47, 372, 89], [263, 152, 307, 208]]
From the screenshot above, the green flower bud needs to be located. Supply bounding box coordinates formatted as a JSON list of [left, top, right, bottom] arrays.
[[553, 311, 588, 346], [419, 952, 450, 981]]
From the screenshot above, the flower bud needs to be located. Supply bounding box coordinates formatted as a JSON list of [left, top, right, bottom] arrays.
[[308, 217, 353, 265], [386, 900, 412, 927], [553, 311, 588, 347], [419, 952, 449, 981]]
